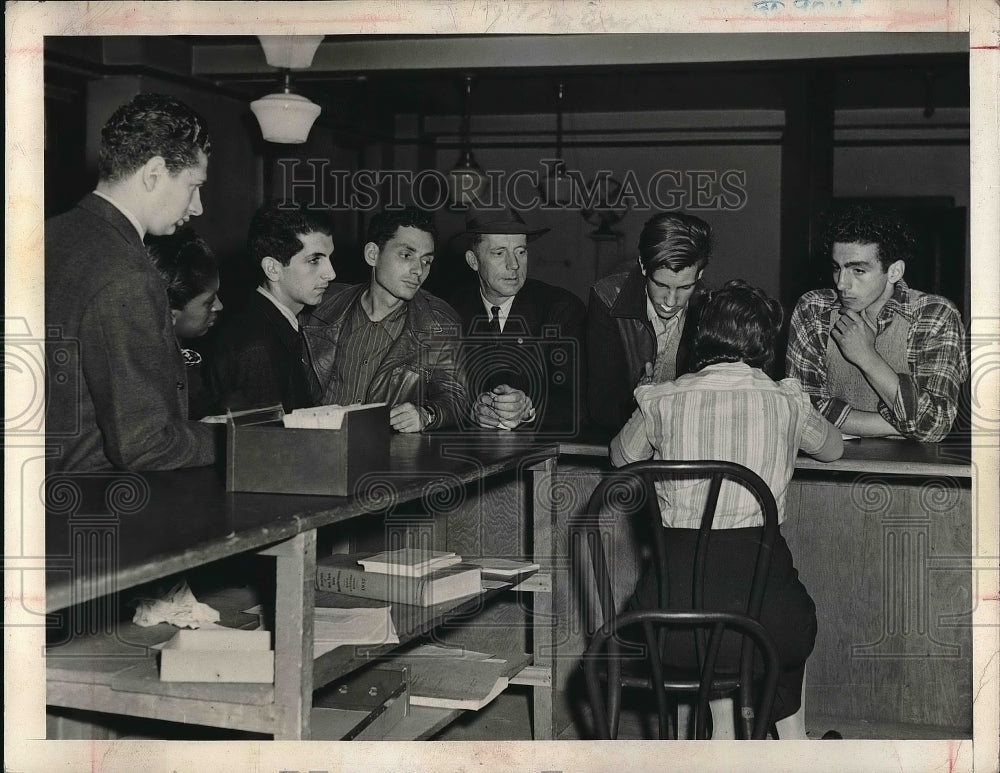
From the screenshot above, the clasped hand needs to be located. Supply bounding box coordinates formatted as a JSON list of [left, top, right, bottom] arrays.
[[473, 384, 534, 429]]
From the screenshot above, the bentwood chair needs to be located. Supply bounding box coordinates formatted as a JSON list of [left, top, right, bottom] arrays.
[[582, 609, 780, 739], [572, 460, 781, 740]]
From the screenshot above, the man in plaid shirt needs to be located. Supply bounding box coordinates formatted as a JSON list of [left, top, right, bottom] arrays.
[[786, 206, 968, 442]]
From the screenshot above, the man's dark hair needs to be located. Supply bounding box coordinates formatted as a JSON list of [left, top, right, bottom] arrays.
[[690, 280, 784, 373], [147, 228, 218, 311], [247, 201, 333, 285], [638, 212, 712, 274], [366, 207, 437, 250], [98, 93, 211, 183], [823, 204, 917, 271]]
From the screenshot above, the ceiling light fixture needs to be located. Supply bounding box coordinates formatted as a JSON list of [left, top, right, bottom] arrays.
[[250, 35, 324, 144], [448, 75, 489, 210]]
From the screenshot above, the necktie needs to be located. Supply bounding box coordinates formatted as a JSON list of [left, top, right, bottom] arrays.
[[489, 305, 501, 335]]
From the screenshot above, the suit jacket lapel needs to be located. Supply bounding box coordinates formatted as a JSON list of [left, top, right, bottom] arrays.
[[506, 287, 538, 337], [255, 292, 301, 356], [80, 193, 146, 254]]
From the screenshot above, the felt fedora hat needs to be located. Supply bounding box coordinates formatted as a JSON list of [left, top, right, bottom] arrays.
[[454, 206, 551, 246]]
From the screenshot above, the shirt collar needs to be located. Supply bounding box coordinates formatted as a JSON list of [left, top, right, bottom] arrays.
[[880, 279, 911, 317], [868, 279, 912, 332], [257, 286, 300, 331], [645, 295, 684, 335], [481, 291, 516, 332], [480, 291, 516, 317], [92, 190, 145, 241]]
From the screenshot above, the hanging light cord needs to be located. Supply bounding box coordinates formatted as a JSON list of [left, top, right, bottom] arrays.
[[461, 75, 473, 159], [556, 80, 564, 165]]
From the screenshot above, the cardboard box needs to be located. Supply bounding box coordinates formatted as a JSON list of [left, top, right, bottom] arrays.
[[226, 404, 390, 496], [158, 629, 274, 683]]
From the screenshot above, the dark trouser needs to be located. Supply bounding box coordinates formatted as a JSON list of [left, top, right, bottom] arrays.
[[629, 527, 816, 722]]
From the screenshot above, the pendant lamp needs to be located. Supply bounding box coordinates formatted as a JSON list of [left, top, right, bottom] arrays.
[[250, 35, 324, 144]]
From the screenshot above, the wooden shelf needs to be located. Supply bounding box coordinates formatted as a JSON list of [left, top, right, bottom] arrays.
[[47, 679, 280, 734], [310, 704, 461, 741], [45, 442, 560, 740], [312, 584, 515, 690]]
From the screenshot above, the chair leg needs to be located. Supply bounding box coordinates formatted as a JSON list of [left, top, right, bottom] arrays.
[[677, 698, 734, 739], [676, 702, 692, 739], [709, 698, 736, 739]]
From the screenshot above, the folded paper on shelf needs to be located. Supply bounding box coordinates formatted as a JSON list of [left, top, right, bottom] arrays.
[[313, 602, 399, 657]]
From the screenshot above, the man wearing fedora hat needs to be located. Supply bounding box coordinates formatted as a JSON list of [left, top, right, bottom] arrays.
[[449, 206, 587, 433]]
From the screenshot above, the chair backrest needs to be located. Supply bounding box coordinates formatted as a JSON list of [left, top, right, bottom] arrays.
[[582, 609, 780, 739], [572, 459, 781, 739]]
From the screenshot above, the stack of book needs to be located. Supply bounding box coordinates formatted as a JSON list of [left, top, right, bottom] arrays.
[[316, 549, 483, 608]]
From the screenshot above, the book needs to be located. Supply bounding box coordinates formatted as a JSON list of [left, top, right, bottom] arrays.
[[316, 554, 482, 607], [466, 557, 541, 579], [356, 548, 462, 578]]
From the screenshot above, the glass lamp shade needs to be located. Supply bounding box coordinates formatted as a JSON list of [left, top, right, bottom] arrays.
[[257, 35, 324, 69], [538, 160, 576, 208], [250, 92, 322, 144], [448, 150, 489, 209]]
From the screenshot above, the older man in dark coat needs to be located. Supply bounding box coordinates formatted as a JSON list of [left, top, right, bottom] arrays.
[[448, 207, 587, 434]]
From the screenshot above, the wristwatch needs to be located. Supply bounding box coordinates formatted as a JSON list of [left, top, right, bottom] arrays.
[[419, 405, 437, 430]]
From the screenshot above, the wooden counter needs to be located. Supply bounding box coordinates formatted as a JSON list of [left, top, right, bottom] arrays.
[[46, 434, 558, 612], [559, 435, 972, 479]]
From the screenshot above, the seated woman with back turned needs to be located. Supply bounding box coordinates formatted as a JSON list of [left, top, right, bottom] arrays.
[[610, 280, 843, 738]]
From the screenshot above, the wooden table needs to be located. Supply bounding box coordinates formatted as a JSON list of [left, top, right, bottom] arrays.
[[45, 433, 559, 740], [556, 436, 974, 735]]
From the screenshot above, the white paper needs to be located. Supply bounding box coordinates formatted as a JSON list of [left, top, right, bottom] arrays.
[[131, 580, 221, 629], [282, 402, 387, 430], [312, 605, 399, 657]]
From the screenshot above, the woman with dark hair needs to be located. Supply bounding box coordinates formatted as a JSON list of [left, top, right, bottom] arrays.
[[148, 229, 223, 418], [610, 280, 843, 738]]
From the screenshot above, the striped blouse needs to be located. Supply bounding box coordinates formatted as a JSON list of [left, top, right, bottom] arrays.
[[611, 361, 834, 528]]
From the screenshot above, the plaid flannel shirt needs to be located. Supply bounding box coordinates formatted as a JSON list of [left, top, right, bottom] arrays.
[[785, 280, 968, 442]]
